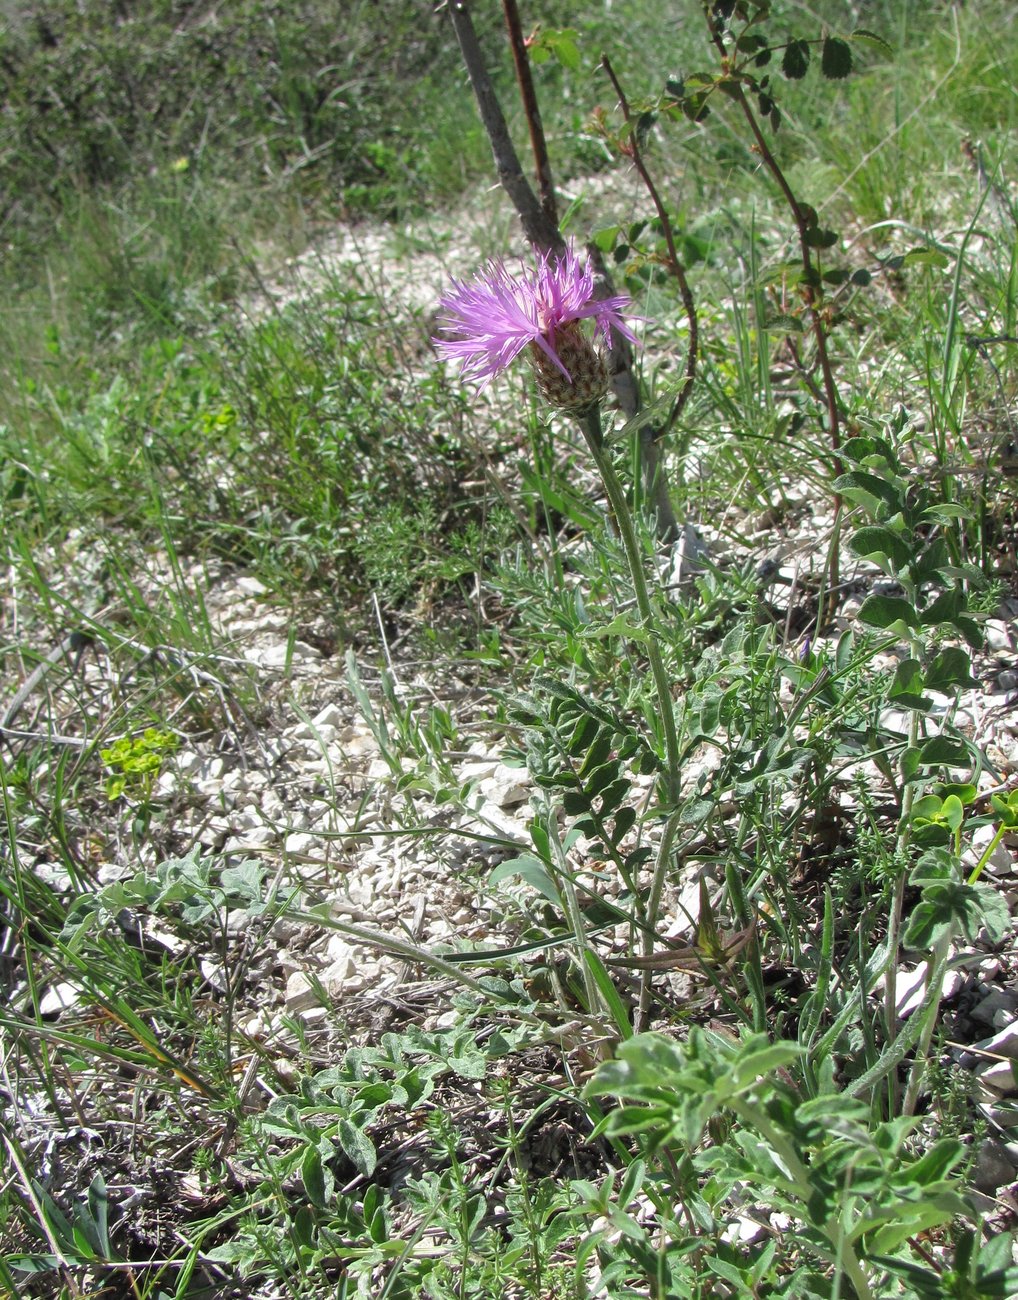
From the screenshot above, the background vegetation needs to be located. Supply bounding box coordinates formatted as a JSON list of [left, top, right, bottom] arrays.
[[1, 0, 1017, 1296]]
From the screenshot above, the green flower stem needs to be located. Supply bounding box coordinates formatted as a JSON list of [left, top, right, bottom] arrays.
[[579, 406, 683, 1027], [968, 822, 1007, 885], [884, 639, 923, 1105], [902, 929, 953, 1118], [545, 802, 611, 1025]]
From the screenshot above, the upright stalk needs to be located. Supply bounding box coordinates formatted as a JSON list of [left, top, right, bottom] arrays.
[[703, 6, 843, 591], [885, 627, 924, 1114], [578, 406, 683, 1028]]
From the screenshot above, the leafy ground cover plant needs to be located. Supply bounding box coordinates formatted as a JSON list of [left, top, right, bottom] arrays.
[[2, 2, 1018, 1298]]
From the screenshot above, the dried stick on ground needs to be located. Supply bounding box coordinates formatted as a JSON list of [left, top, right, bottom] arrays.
[[446, 0, 686, 545]]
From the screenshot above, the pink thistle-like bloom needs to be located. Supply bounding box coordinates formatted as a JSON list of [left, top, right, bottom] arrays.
[[434, 244, 638, 410]]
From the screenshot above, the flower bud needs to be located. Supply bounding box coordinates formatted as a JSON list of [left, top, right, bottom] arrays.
[[528, 321, 609, 411]]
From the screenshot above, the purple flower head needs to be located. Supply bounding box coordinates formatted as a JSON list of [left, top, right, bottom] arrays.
[[434, 244, 638, 408]]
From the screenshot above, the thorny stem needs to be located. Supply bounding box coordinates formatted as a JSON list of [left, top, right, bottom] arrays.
[[704, 9, 843, 592], [502, 0, 557, 226], [601, 54, 698, 434], [579, 405, 683, 1029]]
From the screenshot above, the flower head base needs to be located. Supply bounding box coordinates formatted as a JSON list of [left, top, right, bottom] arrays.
[[434, 244, 638, 411]]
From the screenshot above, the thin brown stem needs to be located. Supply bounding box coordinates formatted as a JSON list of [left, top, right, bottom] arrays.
[[446, 1, 562, 255], [704, 8, 842, 591], [502, 0, 557, 226], [444, 0, 687, 548], [601, 54, 698, 434]]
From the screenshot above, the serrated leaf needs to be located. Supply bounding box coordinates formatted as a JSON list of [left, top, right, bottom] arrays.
[[821, 36, 852, 79], [852, 27, 894, 55], [548, 34, 581, 72], [782, 39, 810, 80]]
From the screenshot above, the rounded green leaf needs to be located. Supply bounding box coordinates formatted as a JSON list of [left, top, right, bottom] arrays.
[[849, 525, 912, 573], [857, 593, 919, 631], [821, 36, 853, 79], [782, 39, 810, 80]]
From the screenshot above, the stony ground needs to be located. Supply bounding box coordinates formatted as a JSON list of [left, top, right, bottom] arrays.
[[5, 208, 1018, 1292]]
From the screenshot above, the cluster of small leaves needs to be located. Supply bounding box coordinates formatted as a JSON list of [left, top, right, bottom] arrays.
[[584, 1028, 994, 1295], [100, 726, 178, 802], [591, 216, 713, 296], [261, 1029, 490, 1184], [904, 846, 1010, 952], [658, 3, 883, 133], [524, 26, 582, 72], [842, 422, 985, 763], [507, 679, 657, 883], [205, 1026, 520, 1286], [905, 785, 1018, 955], [60, 846, 268, 950]]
